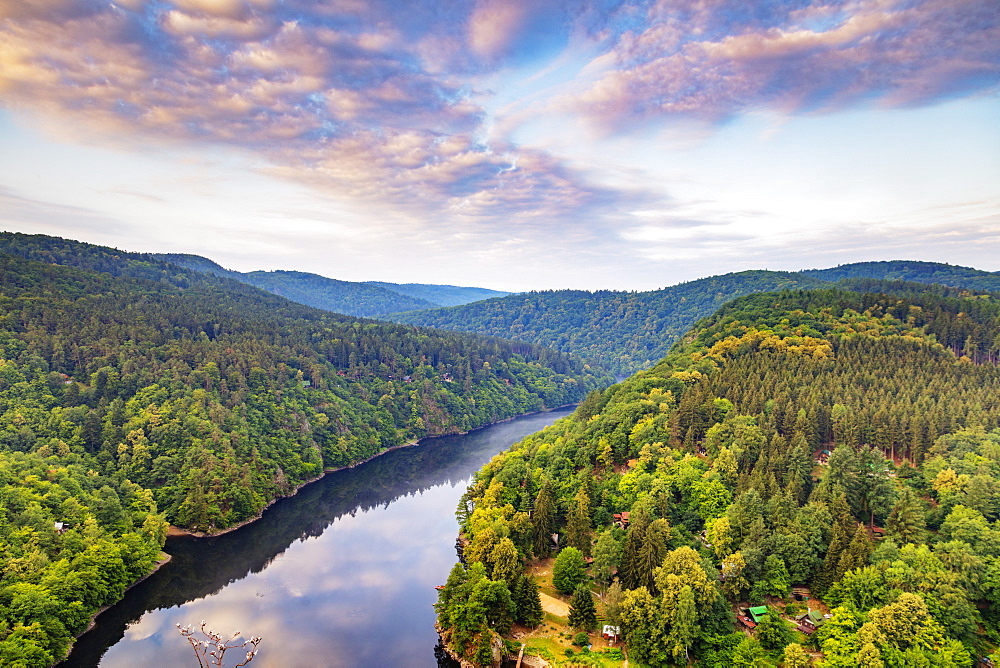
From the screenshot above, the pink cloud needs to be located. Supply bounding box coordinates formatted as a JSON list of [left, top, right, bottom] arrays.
[[568, 0, 1000, 129]]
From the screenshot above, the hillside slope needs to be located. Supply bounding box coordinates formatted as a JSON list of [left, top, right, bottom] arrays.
[[366, 281, 510, 307], [388, 270, 830, 375], [152, 252, 508, 316], [439, 283, 1000, 665], [801, 260, 1000, 292], [0, 231, 609, 665]]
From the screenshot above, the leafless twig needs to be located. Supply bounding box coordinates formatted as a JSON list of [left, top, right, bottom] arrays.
[[176, 621, 262, 667]]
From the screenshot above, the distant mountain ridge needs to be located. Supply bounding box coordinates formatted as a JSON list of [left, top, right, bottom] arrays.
[[800, 259, 1000, 292], [365, 281, 509, 307], [386, 261, 1000, 375], [151, 253, 511, 317]]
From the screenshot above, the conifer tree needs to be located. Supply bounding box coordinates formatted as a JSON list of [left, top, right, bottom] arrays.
[[618, 508, 651, 590], [885, 486, 926, 545], [531, 478, 556, 558], [512, 573, 543, 627], [634, 519, 669, 593], [565, 486, 592, 557], [836, 523, 872, 581], [568, 583, 597, 631], [814, 493, 854, 595]]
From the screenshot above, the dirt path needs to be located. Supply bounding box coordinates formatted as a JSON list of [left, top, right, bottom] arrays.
[[538, 592, 570, 617]]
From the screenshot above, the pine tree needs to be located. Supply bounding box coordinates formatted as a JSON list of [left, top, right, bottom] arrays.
[[618, 508, 651, 590], [531, 478, 556, 558], [634, 519, 669, 593], [565, 486, 592, 557], [836, 523, 872, 580], [814, 493, 854, 595], [568, 583, 597, 631], [513, 573, 543, 627], [885, 486, 926, 545]]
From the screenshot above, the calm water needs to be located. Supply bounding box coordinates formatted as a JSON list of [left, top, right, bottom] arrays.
[[62, 407, 573, 668]]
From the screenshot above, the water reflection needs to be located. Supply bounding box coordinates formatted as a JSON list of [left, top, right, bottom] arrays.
[[61, 408, 573, 668]]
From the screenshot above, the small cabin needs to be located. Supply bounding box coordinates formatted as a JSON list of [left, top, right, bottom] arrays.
[[748, 606, 769, 624], [613, 511, 631, 529], [602, 625, 620, 642], [795, 609, 826, 634]]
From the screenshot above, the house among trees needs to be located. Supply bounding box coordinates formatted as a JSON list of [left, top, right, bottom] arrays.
[[748, 606, 769, 624], [613, 511, 630, 529], [601, 625, 620, 643], [794, 609, 826, 634]]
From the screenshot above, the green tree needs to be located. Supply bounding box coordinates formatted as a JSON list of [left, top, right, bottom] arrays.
[[565, 486, 593, 557], [666, 583, 698, 663], [761, 554, 791, 598], [755, 610, 792, 651], [489, 537, 521, 587], [884, 486, 926, 545], [731, 635, 767, 667], [512, 573, 543, 627], [782, 642, 811, 667], [591, 530, 621, 585], [531, 478, 556, 557], [568, 583, 598, 631], [552, 546, 587, 595]]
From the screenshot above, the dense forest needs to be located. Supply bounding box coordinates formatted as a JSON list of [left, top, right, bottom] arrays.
[[153, 252, 510, 317], [437, 284, 1000, 666], [364, 281, 510, 308], [0, 232, 606, 666], [801, 261, 1000, 293], [388, 262, 1000, 376], [390, 271, 830, 376]]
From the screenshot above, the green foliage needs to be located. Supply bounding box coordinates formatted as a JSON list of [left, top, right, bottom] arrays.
[[568, 583, 597, 631], [0, 232, 605, 534], [443, 281, 1000, 664], [157, 254, 511, 316], [0, 451, 166, 665], [512, 573, 543, 627], [240, 270, 438, 317], [0, 232, 608, 664], [434, 561, 513, 665], [553, 547, 587, 595], [390, 270, 833, 375]]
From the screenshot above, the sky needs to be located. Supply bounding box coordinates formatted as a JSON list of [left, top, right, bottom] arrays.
[[0, 0, 998, 292]]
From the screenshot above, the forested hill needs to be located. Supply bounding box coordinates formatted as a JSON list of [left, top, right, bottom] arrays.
[[240, 269, 439, 314], [801, 260, 1000, 292], [388, 270, 830, 376], [386, 263, 1000, 376], [152, 252, 509, 316], [0, 232, 606, 666], [365, 281, 510, 307], [438, 284, 1000, 666]]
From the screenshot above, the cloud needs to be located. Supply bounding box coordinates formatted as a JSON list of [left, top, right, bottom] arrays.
[[1, 0, 996, 251], [564, 0, 1000, 130]]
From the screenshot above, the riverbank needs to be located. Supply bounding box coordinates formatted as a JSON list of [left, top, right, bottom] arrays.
[[168, 404, 578, 538], [55, 552, 173, 666], [62, 406, 579, 667]]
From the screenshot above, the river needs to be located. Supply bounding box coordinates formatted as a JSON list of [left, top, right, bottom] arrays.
[[60, 407, 574, 668]]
